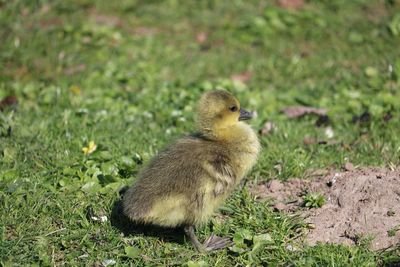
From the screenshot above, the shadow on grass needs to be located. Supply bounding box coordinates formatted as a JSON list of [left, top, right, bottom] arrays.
[[110, 197, 186, 245]]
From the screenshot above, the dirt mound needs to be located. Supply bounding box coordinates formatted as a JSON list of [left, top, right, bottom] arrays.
[[251, 167, 400, 250]]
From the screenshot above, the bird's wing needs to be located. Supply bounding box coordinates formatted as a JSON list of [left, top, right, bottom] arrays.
[[203, 154, 236, 186]]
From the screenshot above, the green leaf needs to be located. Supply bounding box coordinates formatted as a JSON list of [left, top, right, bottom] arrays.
[[81, 181, 101, 193], [389, 13, 400, 36], [253, 233, 273, 244], [102, 181, 125, 192], [3, 147, 17, 163], [120, 156, 136, 169], [364, 66, 378, 77], [101, 162, 119, 176], [59, 179, 67, 187], [124, 246, 141, 259], [303, 192, 325, 208], [187, 260, 208, 267], [348, 32, 363, 44], [229, 244, 246, 254], [97, 151, 113, 161], [252, 233, 273, 253], [62, 167, 77, 176], [2, 169, 19, 181], [233, 228, 253, 245]]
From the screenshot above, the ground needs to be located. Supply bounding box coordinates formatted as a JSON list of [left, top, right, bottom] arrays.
[[1, 0, 400, 266], [251, 167, 400, 251]]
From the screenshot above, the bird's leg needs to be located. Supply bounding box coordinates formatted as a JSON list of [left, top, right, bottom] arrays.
[[184, 225, 206, 253], [184, 225, 232, 252]]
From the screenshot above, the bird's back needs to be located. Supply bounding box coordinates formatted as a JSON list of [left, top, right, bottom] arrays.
[[123, 135, 226, 225]]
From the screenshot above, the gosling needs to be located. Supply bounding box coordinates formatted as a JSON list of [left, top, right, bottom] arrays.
[[123, 89, 260, 252]]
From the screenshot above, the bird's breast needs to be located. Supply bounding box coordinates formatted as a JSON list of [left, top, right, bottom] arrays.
[[231, 129, 260, 179]]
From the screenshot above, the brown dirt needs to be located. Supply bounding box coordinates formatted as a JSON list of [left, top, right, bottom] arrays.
[[250, 166, 400, 250]]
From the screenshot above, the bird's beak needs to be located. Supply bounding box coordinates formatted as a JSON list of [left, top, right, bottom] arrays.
[[239, 108, 254, 121]]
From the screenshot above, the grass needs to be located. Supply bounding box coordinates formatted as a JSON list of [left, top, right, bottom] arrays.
[[302, 192, 325, 209], [1, 0, 400, 266]]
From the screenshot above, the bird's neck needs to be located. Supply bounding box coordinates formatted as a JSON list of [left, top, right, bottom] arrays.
[[198, 122, 257, 144]]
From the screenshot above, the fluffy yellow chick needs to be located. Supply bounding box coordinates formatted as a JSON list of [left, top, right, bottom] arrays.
[[123, 89, 260, 252]]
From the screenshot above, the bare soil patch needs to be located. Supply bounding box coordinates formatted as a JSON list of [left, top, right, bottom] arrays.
[[251, 167, 400, 250]]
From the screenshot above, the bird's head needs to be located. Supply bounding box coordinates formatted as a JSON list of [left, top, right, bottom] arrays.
[[196, 89, 254, 140]]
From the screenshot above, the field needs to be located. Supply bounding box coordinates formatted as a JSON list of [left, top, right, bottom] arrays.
[[1, 0, 400, 266]]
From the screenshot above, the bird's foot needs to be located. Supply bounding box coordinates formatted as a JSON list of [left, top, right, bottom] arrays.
[[184, 226, 232, 253], [203, 233, 232, 251]]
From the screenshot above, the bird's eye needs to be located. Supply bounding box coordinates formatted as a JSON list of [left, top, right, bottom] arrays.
[[229, 106, 238, 112]]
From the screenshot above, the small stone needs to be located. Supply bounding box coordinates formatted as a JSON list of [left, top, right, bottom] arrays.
[[303, 136, 317, 145], [99, 215, 108, 222], [274, 164, 282, 174], [325, 127, 334, 139], [285, 244, 297, 251], [102, 259, 116, 266], [91, 216, 99, 221], [78, 254, 89, 259], [306, 223, 316, 229], [344, 162, 354, 171]]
